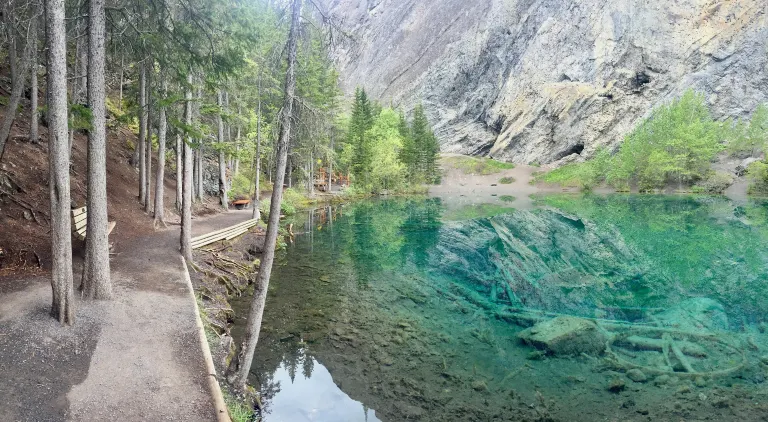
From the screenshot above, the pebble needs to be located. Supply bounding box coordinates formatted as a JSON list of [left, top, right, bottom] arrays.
[[626, 369, 647, 383], [654, 375, 671, 386]]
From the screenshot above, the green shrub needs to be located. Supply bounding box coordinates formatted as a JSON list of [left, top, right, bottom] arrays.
[[222, 391, 254, 422], [538, 90, 727, 191], [727, 104, 768, 157], [747, 161, 768, 194], [230, 171, 253, 200], [499, 195, 516, 202], [499, 176, 515, 184]]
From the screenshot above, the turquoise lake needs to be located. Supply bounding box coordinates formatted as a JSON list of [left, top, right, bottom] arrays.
[[232, 195, 768, 421]]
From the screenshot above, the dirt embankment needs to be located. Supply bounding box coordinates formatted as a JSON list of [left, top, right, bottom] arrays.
[[0, 75, 223, 286]]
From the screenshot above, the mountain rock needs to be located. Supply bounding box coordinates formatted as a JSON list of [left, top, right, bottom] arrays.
[[328, 0, 768, 164]]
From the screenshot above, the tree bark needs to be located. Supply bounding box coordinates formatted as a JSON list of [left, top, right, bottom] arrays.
[[217, 90, 228, 210], [234, 104, 241, 176], [193, 148, 200, 200], [328, 133, 333, 193], [176, 133, 182, 213], [252, 77, 262, 220], [45, 0, 74, 324], [227, 0, 302, 390], [81, 0, 112, 300], [180, 74, 194, 262], [144, 67, 153, 213], [29, 15, 39, 144], [195, 86, 204, 201], [153, 76, 168, 228], [137, 64, 147, 198], [0, 21, 33, 163]]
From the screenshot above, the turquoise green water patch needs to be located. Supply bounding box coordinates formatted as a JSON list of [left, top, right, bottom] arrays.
[[232, 196, 768, 422]]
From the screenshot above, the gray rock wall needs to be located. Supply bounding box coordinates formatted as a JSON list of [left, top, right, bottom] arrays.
[[328, 0, 768, 164]]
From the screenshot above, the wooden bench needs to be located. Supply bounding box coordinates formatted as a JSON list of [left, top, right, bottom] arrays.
[[231, 199, 251, 210], [71, 206, 116, 241]]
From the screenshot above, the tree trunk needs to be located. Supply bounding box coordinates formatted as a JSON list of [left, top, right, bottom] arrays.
[[180, 74, 194, 262], [118, 52, 124, 111], [195, 85, 204, 201], [227, 0, 302, 390], [252, 78, 262, 220], [217, 90, 228, 210], [144, 68, 153, 213], [137, 64, 147, 197], [234, 106, 240, 176], [29, 16, 39, 144], [153, 76, 168, 228], [196, 148, 205, 202], [81, 0, 112, 300], [193, 148, 199, 200], [176, 133, 182, 212], [45, 0, 75, 324], [0, 22, 33, 163], [328, 134, 333, 193]]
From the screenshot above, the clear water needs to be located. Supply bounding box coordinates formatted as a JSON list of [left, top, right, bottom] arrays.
[[232, 195, 768, 422]]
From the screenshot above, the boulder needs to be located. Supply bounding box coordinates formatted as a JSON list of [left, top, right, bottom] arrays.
[[518, 316, 607, 356]]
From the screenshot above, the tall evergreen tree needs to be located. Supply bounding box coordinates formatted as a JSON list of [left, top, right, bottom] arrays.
[[348, 87, 374, 185], [410, 104, 440, 182]]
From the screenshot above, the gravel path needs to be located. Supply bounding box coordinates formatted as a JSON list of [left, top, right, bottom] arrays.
[[0, 208, 255, 421]]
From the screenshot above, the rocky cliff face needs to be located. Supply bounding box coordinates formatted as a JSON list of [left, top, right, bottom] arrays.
[[327, 0, 768, 164]]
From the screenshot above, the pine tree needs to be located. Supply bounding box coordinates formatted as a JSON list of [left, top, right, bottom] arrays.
[[410, 104, 440, 182], [397, 110, 415, 176], [349, 87, 374, 185]]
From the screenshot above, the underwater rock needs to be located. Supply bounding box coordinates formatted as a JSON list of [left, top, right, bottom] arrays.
[[527, 350, 547, 361], [694, 376, 707, 387], [654, 375, 671, 386], [518, 316, 607, 356], [626, 369, 648, 383], [608, 377, 626, 392], [471, 380, 488, 391]]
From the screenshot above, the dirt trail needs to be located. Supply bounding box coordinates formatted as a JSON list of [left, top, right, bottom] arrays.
[[0, 209, 255, 421]]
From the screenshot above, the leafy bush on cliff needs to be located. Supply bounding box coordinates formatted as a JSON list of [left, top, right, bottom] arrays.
[[539, 90, 727, 191]]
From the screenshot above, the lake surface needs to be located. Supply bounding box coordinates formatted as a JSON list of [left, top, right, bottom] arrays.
[[232, 195, 768, 421]]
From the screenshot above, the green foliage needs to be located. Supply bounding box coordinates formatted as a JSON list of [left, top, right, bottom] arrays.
[[230, 172, 253, 200], [222, 391, 254, 422], [499, 177, 515, 184], [402, 105, 441, 183], [538, 91, 727, 191], [499, 195, 516, 202], [445, 156, 515, 176], [69, 103, 93, 131], [260, 188, 313, 218], [538, 148, 611, 190], [727, 104, 768, 157], [747, 161, 768, 194]]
